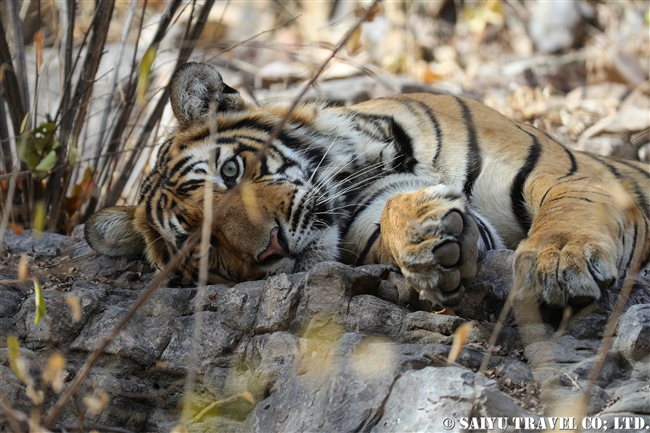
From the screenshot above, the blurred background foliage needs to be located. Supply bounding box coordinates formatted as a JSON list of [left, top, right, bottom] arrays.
[[0, 0, 648, 236]]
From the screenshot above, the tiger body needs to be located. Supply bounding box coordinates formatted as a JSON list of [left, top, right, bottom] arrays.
[[86, 63, 650, 308]]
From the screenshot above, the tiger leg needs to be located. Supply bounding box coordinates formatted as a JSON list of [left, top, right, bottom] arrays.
[[514, 180, 650, 307], [371, 184, 485, 306]]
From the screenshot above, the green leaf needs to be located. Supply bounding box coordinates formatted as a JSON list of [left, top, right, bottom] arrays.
[[34, 279, 46, 325], [33, 149, 58, 177], [20, 122, 59, 179], [20, 113, 30, 134], [7, 336, 25, 380], [137, 46, 157, 107], [33, 201, 46, 235], [69, 141, 81, 165]]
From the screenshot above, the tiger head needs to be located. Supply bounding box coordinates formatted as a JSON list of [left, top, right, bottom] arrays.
[[85, 62, 353, 283]]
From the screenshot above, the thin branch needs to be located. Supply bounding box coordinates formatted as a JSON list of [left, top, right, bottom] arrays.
[[93, 0, 139, 169], [46, 0, 116, 230], [95, 0, 181, 199], [105, 0, 217, 207], [0, 19, 27, 138]]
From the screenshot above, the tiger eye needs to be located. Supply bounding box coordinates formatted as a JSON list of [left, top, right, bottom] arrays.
[[221, 160, 238, 178]]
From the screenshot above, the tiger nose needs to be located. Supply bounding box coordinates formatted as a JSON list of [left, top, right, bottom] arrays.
[[257, 226, 292, 263]]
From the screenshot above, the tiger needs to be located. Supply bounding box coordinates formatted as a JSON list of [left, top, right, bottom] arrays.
[[85, 62, 650, 308]]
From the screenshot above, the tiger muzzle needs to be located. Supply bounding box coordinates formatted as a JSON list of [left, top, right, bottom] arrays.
[[257, 226, 293, 263]]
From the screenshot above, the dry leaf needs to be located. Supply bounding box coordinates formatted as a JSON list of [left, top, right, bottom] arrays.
[[345, 27, 363, 55], [170, 424, 189, 433], [8, 222, 23, 235], [84, 391, 109, 414], [349, 337, 395, 378], [65, 294, 82, 322], [34, 30, 43, 68], [26, 383, 45, 405], [448, 322, 474, 364], [64, 167, 97, 217], [355, 4, 383, 21], [240, 181, 262, 223], [18, 254, 28, 281], [43, 352, 66, 393], [241, 391, 254, 404]]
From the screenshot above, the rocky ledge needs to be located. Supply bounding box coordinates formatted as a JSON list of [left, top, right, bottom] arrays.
[[1, 228, 649, 432]]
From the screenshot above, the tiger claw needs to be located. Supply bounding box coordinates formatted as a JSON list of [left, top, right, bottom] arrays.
[[514, 235, 618, 308]]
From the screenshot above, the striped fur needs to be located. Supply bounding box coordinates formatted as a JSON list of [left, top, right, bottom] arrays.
[[86, 63, 650, 307]]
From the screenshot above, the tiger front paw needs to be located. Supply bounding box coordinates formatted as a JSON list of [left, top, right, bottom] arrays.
[[381, 186, 479, 306], [514, 230, 619, 307]]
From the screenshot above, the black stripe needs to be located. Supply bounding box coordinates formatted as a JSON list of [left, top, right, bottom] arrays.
[[539, 187, 553, 207], [390, 118, 417, 173], [613, 159, 650, 180], [539, 177, 589, 207], [175, 210, 190, 229], [356, 225, 381, 266], [473, 216, 494, 250], [174, 160, 202, 182], [346, 186, 395, 231], [285, 188, 297, 222], [619, 222, 638, 287], [349, 112, 392, 138], [290, 193, 309, 232], [559, 146, 578, 179], [455, 98, 482, 196], [176, 179, 204, 196], [403, 100, 443, 166], [642, 219, 650, 268], [587, 154, 650, 218], [547, 195, 594, 204], [510, 128, 541, 234]]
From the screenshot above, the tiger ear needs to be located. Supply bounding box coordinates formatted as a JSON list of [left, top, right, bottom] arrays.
[[170, 62, 245, 128], [84, 206, 147, 259]]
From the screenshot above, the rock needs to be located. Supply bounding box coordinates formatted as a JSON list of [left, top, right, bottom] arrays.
[[541, 385, 610, 416], [2, 229, 650, 432], [254, 273, 303, 333], [373, 366, 532, 432], [525, 335, 597, 364], [373, 366, 477, 432], [2, 229, 71, 258], [602, 392, 650, 416], [71, 306, 173, 367], [15, 284, 106, 350], [347, 295, 408, 340], [404, 310, 467, 335], [455, 250, 513, 321], [614, 304, 650, 376], [199, 280, 266, 332], [567, 351, 620, 388], [159, 312, 241, 372], [0, 289, 23, 318], [603, 380, 650, 416], [241, 333, 398, 433], [567, 310, 608, 340]]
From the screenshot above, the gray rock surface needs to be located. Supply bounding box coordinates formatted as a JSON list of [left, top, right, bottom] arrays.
[[1, 229, 649, 431]]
